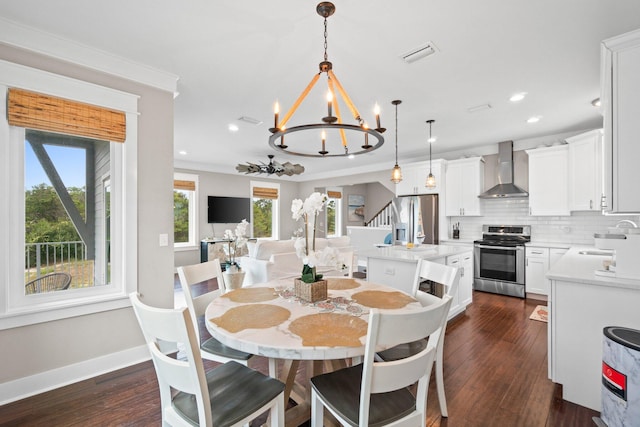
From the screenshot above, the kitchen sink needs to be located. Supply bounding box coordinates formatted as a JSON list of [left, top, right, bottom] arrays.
[[578, 250, 613, 256]]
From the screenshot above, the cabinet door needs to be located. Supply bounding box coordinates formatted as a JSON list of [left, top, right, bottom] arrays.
[[527, 146, 570, 216], [568, 130, 602, 211], [526, 248, 550, 295], [445, 158, 484, 216], [395, 165, 418, 196], [446, 255, 462, 314], [549, 248, 568, 267], [460, 161, 483, 216], [602, 30, 640, 213], [458, 252, 473, 306], [445, 163, 463, 216]]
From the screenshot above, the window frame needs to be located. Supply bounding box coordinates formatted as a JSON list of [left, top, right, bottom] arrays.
[[326, 188, 343, 237], [250, 181, 280, 240], [173, 172, 199, 250], [0, 59, 138, 330]]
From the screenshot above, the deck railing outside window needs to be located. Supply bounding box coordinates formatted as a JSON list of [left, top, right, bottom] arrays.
[[24, 241, 95, 289]]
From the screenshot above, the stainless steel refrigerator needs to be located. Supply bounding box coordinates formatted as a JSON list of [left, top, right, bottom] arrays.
[[391, 194, 439, 245]]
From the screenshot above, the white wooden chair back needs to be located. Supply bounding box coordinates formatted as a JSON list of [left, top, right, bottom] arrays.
[[411, 259, 461, 298], [129, 293, 212, 426], [359, 294, 453, 426], [177, 260, 224, 346]]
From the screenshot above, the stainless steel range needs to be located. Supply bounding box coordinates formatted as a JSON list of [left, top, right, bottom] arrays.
[[473, 225, 531, 298]]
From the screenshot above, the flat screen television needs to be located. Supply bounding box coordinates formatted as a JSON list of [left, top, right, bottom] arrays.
[[207, 196, 250, 224]]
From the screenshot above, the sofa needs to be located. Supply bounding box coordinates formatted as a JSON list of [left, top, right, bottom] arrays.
[[239, 236, 352, 285]]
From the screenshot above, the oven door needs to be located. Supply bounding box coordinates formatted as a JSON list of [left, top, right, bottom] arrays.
[[474, 244, 525, 285]]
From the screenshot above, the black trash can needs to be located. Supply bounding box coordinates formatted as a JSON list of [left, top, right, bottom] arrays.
[[598, 326, 640, 427]]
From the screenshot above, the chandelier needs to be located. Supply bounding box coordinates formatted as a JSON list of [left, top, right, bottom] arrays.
[[268, 2, 385, 157], [236, 155, 305, 176]]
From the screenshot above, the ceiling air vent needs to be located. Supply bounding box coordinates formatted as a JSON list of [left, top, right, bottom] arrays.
[[238, 116, 263, 126], [400, 42, 437, 64]]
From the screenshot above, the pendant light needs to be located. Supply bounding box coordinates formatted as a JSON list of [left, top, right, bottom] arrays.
[[425, 119, 436, 188], [390, 100, 403, 183]]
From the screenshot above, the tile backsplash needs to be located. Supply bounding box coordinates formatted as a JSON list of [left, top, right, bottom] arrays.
[[448, 198, 640, 246]]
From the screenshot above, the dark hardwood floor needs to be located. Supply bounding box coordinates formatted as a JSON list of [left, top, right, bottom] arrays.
[[0, 280, 599, 426]]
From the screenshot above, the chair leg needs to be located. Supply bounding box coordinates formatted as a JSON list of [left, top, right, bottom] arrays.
[[269, 393, 285, 427], [311, 388, 324, 427], [435, 346, 448, 417]]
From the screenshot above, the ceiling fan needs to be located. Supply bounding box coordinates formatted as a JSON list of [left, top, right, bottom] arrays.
[[235, 155, 305, 176]]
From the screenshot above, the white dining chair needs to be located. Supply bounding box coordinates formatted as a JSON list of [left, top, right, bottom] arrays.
[[129, 293, 285, 427], [177, 260, 253, 365], [310, 294, 453, 427], [377, 258, 461, 418]]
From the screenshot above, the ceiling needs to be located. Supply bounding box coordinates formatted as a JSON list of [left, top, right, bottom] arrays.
[[2, 0, 640, 181]]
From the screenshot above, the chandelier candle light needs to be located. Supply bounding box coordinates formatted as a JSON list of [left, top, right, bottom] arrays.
[[425, 119, 436, 188], [268, 2, 386, 157]]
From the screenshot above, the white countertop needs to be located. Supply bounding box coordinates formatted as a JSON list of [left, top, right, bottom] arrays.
[[546, 246, 640, 290], [359, 244, 471, 262]]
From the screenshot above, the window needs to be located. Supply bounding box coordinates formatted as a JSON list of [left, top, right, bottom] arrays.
[[251, 182, 279, 239], [0, 61, 138, 329], [326, 189, 343, 237], [174, 173, 198, 249], [24, 130, 108, 292]]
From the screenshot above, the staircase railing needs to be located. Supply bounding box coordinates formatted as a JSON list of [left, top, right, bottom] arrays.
[[364, 201, 393, 227]]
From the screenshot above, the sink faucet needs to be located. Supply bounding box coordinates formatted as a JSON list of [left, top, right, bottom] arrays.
[[616, 220, 638, 229]]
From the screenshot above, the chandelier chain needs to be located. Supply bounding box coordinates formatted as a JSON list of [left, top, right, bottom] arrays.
[[323, 18, 329, 62]]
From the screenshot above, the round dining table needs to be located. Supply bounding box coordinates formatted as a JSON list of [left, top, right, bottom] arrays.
[[204, 276, 422, 426]]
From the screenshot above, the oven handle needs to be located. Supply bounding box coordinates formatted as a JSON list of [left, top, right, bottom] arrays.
[[475, 244, 522, 251]]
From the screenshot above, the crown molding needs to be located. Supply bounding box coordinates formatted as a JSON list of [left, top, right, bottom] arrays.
[[0, 17, 179, 94]]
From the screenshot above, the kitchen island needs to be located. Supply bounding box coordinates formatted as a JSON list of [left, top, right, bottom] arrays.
[[360, 244, 473, 319], [547, 246, 640, 412]]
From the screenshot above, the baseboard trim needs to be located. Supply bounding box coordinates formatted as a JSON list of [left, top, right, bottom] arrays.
[[0, 344, 149, 405]]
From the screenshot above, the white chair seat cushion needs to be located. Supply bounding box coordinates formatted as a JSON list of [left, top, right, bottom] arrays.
[[172, 361, 285, 426], [310, 364, 416, 427]]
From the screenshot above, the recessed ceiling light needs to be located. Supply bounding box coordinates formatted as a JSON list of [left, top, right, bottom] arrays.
[[348, 154, 355, 159], [179, 150, 187, 155], [591, 98, 601, 107], [228, 123, 239, 132], [509, 92, 527, 102], [527, 116, 541, 123]]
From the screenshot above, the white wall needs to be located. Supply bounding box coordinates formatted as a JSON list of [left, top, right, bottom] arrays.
[[174, 168, 301, 268], [0, 44, 174, 388]]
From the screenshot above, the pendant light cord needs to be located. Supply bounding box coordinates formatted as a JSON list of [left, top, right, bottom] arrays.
[[395, 103, 399, 164]]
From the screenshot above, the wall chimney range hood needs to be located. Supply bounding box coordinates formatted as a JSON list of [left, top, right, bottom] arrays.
[[478, 141, 529, 199]]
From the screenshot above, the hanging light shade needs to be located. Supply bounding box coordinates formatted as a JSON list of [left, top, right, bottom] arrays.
[[268, 2, 385, 157], [390, 100, 403, 183], [425, 119, 436, 188]]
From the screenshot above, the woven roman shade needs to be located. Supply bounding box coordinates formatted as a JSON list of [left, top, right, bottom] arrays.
[[252, 187, 279, 199], [327, 191, 342, 199], [174, 180, 196, 191], [7, 88, 126, 143]]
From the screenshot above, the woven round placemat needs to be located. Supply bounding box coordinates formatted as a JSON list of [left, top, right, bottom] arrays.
[[326, 278, 361, 290], [222, 287, 278, 303], [210, 304, 290, 333], [351, 290, 416, 309], [289, 313, 368, 347]]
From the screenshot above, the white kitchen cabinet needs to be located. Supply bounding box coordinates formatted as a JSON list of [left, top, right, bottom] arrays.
[[567, 129, 603, 212], [445, 157, 484, 216], [601, 29, 640, 214], [526, 246, 568, 296], [526, 145, 570, 216], [446, 250, 473, 317], [395, 159, 445, 196]]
